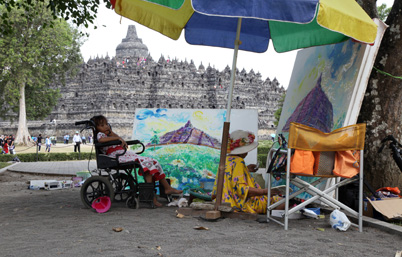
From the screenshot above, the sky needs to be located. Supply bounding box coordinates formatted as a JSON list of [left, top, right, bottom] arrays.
[[80, 0, 393, 89]]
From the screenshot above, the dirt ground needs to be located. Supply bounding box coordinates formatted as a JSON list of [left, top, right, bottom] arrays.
[[0, 170, 401, 257]]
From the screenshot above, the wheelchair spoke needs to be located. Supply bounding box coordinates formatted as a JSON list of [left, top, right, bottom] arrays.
[[112, 173, 134, 202], [80, 176, 114, 209]]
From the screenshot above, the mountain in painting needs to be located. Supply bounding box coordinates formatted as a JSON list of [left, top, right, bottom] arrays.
[[282, 75, 333, 133], [149, 121, 221, 149]]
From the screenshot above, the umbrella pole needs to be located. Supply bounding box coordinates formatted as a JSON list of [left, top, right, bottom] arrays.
[[214, 18, 242, 211]]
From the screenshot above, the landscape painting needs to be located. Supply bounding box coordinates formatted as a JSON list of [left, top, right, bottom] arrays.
[[272, 39, 376, 199], [132, 108, 258, 192], [277, 39, 368, 140]]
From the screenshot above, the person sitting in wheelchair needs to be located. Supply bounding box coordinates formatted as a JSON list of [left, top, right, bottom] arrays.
[[91, 115, 182, 207]]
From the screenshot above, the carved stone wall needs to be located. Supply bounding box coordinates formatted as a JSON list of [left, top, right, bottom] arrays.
[[1, 25, 285, 140]]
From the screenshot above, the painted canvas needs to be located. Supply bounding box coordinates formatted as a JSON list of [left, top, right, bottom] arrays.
[[273, 40, 367, 199], [277, 39, 368, 139], [132, 108, 258, 192], [271, 20, 386, 199], [278, 19, 386, 141]]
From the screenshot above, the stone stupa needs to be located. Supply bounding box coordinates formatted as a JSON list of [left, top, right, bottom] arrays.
[[115, 25, 149, 59]]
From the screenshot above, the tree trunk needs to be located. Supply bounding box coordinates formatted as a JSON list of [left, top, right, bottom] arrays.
[[358, 0, 402, 190], [14, 82, 33, 146]]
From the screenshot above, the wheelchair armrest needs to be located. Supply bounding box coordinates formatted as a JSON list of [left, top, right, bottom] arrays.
[[95, 140, 122, 148], [95, 140, 127, 166], [127, 140, 145, 154], [126, 140, 141, 145], [95, 140, 145, 155]]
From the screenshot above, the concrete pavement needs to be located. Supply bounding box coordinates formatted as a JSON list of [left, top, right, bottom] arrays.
[[4, 160, 97, 175], [2, 160, 402, 237]]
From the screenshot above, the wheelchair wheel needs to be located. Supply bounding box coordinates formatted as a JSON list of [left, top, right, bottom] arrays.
[[112, 173, 135, 202], [80, 176, 114, 209], [126, 195, 139, 209]]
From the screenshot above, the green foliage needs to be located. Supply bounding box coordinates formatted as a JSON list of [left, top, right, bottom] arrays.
[[377, 3, 391, 21], [258, 146, 271, 156], [0, 0, 83, 121], [257, 154, 267, 168], [50, 153, 72, 161], [25, 85, 61, 120], [258, 140, 273, 152], [391, 221, 402, 227], [0, 152, 93, 162], [274, 93, 286, 126], [0, 0, 112, 36], [257, 140, 274, 168]]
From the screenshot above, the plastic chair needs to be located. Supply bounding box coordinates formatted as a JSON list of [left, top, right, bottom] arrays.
[[266, 122, 366, 231]]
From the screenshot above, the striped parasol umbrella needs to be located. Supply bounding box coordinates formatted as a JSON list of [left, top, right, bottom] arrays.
[[110, 0, 378, 210]]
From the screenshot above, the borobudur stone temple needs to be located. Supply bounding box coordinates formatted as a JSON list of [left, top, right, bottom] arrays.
[[0, 25, 286, 140]]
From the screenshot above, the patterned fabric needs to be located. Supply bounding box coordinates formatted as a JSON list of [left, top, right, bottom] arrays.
[[97, 132, 165, 181], [314, 151, 335, 176], [212, 156, 267, 214]]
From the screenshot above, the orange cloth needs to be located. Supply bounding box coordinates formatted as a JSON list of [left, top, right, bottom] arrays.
[[333, 150, 360, 178], [290, 150, 315, 176]]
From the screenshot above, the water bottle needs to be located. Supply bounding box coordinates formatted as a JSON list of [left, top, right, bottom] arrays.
[[29, 185, 40, 190]]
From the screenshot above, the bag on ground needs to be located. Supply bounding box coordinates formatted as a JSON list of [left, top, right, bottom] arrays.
[[329, 209, 351, 231]]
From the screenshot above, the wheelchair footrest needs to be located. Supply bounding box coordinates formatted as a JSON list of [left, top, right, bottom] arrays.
[[138, 183, 155, 207]]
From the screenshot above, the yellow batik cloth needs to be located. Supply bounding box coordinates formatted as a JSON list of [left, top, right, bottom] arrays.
[[212, 156, 267, 214]]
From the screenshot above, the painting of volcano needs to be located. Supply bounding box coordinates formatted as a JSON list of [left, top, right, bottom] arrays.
[[150, 120, 221, 149], [272, 37, 384, 201], [282, 75, 333, 133], [132, 108, 258, 192], [277, 39, 368, 140]]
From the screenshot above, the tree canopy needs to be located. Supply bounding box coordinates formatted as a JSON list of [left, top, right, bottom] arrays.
[[0, 0, 83, 144], [377, 3, 391, 21], [0, 1, 83, 121], [0, 0, 112, 35], [273, 93, 285, 127]]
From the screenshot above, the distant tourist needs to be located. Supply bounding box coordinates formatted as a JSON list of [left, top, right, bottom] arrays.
[[8, 135, 15, 154], [2, 137, 9, 154], [45, 136, 52, 152], [0, 135, 4, 153], [1, 135, 7, 154], [51, 136, 57, 146], [73, 131, 82, 152], [37, 134, 43, 152]]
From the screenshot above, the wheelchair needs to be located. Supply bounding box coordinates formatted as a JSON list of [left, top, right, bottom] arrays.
[[75, 120, 157, 210]]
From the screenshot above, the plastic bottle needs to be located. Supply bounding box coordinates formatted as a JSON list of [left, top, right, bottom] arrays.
[[29, 185, 40, 190]]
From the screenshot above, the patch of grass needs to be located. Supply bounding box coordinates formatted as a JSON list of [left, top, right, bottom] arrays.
[[14, 143, 94, 154], [0, 162, 13, 169], [258, 140, 274, 148], [0, 152, 93, 162]]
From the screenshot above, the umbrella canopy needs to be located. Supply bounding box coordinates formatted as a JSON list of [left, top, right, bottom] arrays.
[[111, 0, 377, 53], [110, 0, 378, 211]]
